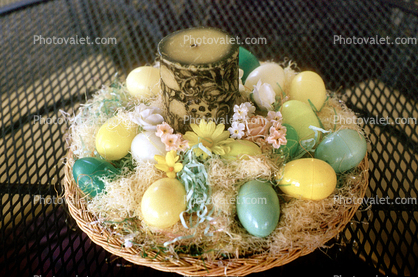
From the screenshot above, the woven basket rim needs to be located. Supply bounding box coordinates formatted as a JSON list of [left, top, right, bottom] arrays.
[[63, 150, 369, 276]]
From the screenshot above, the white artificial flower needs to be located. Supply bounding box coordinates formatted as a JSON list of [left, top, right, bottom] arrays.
[[129, 104, 164, 131], [228, 121, 246, 139], [252, 80, 276, 111], [267, 110, 283, 123], [242, 102, 256, 118], [233, 103, 249, 121], [125, 240, 133, 248], [123, 233, 137, 248]]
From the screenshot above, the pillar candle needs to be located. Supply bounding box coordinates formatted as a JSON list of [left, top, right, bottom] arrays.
[[158, 27, 239, 133]]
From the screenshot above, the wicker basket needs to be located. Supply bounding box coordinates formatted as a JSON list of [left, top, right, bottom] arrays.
[[63, 150, 369, 276]]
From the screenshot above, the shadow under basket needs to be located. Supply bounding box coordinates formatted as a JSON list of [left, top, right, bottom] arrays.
[[63, 151, 369, 276]]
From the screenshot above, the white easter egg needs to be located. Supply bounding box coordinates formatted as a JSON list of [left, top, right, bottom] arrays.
[[131, 132, 167, 163], [244, 63, 285, 96]]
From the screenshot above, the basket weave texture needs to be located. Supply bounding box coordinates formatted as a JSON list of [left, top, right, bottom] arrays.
[[63, 151, 368, 276]]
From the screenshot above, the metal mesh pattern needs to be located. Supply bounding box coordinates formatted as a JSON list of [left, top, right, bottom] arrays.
[[1, 0, 417, 276]]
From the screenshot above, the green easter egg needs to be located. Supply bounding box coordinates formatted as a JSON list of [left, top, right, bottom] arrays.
[[315, 129, 367, 173], [72, 157, 119, 197], [237, 180, 280, 237], [280, 100, 321, 141], [279, 124, 299, 157], [239, 47, 260, 83]]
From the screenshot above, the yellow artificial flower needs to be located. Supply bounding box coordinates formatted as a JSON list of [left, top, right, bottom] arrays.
[[154, 150, 183, 179], [183, 120, 233, 159]]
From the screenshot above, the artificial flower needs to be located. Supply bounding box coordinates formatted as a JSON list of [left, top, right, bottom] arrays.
[[156, 122, 189, 152], [242, 102, 256, 118], [161, 133, 181, 151], [129, 104, 164, 131], [232, 103, 249, 121], [122, 233, 138, 248], [245, 115, 270, 139], [252, 80, 276, 111], [124, 240, 133, 248], [266, 111, 283, 123], [271, 120, 286, 132], [266, 126, 287, 149], [154, 150, 183, 179], [156, 122, 174, 137], [177, 139, 190, 152], [183, 119, 233, 158], [228, 121, 246, 139]]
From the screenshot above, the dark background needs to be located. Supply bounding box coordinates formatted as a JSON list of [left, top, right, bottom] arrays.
[[1, 0, 417, 276]]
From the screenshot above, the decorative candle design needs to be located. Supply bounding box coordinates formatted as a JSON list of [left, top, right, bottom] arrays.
[[158, 27, 239, 133]]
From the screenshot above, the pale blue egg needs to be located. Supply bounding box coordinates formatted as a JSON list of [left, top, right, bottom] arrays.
[[315, 129, 367, 173], [236, 180, 280, 237]]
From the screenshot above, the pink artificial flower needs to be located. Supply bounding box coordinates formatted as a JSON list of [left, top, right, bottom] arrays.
[[271, 120, 287, 133], [245, 115, 270, 139], [156, 122, 174, 138], [177, 139, 189, 152], [161, 133, 181, 151], [266, 126, 287, 149]]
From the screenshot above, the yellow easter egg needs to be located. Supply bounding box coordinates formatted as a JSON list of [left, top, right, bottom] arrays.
[[289, 71, 326, 111], [126, 66, 160, 98], [95, 116, 138, 160], [277, 158, 336, 200], [223, 140, 261, 160], [280, 100, 321, 141], [141, 178, 187, 229]]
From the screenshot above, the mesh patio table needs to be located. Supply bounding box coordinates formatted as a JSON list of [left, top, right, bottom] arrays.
[[1, 0, 417, 276]]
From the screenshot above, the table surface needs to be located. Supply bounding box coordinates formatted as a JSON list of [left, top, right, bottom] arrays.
[[1, 0, 417, 276]]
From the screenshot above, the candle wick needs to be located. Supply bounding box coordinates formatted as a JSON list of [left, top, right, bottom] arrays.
[[190, 43, 199, 48]]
